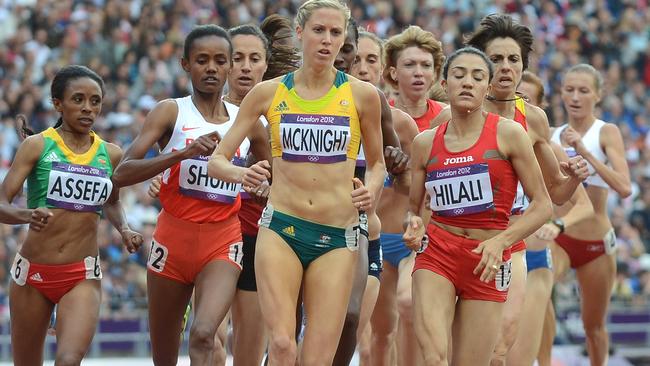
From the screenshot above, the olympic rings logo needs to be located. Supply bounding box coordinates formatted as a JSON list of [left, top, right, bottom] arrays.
[[308, 156, 320, 162], [207, 193, 218, 200], [453, 208, 465, 215], [74, 204, 84, 210]]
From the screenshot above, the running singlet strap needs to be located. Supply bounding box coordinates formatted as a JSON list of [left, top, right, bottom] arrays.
[[266, 71, 361, 164], [425, 113, 517, 229], [389, 99, 442, 132], [27, 128, 113, 214]]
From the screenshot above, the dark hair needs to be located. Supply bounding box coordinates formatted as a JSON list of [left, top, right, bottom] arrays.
[[51, 65, 105, 128], [260, 14, 301, 80], [347, 18, 359, 45], [465, 14, 534, 70], [442, 47, 494, 82], [228, 24, 271, 62], [16, 114, 34, 137], [183, 25, 232, 60], [520, 71, 545, 106]]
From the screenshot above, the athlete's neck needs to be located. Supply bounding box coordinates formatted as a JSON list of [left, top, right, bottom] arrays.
[[192, 91, 228, 123], [57, 125, 93, 151], [448, 107, 485, 137], [394, 94, 428, 118], [568, 114, 597, 134], [294, 64, 336, 90], [485, 97, 516, 119], [223, 93, 244, 107]]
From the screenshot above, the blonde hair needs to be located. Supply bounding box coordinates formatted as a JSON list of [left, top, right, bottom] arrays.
[[383, 25, 444, 89], [295, 0, 350, 29]]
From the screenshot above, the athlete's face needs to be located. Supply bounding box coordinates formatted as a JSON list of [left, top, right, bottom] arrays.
[[53, 77, 103, 134], [334, 26, 357, 73], [182, 35, 231, 95], [351, 37, 382, 85], [561, 71, 601, 120], [517, 80, 542, 107], [485, 37, 523, 96], [390, 46, 435, 100], [442, 53, 491, 112], [229, 34, 268, 97], [296, 8, 346, 68]]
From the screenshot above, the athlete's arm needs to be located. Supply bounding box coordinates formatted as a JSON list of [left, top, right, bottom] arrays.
[[589, 123, 631, 197], [528, 106, 583, 204], [551, 143, 593, 228], [112, 100, 183, 187], [391, 109, 419, 190], [402, 131, 433, 249], [247, 119, 272, 166], [378, 88, 400, 148], [0, 135, 46, 224], [103, 143, 143, 253], [428, 105, 451, 129], [354, 81, 386, 206], [209, 81, 274, 184], [496, 120, 553, 247]]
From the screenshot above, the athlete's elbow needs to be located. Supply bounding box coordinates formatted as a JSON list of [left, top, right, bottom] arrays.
[[111, 168, 128, 188], [617, 183, 632, 198], [535, 194, 553, 223]]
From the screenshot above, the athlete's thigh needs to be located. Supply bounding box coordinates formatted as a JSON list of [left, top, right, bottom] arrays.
[[147, 271, 194, 359], [255, 227, 303, 336], [9, 281, 53, 366], [576, 253, 616, 326], [396, 252, 415, 306], [349, 234, 370, 310], [549, 242, 570, 283], [232, 290, 267, 365], [371, 262, 398, 335], [411, 270, 456, 354], [358, 276, 380, 336], [500, 250, 526, 324], [301, 247, 357, 355], [193, 259, 240, 328], [55, 280, 101, 358], [452, 299, 504, 366]]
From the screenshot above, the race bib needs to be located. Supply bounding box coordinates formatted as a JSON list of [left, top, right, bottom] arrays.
[[280, 114, 351, 163], [47, 162, 112, 212], [10, 253, 30, 286], [604, 228, 617, 255], [179, 155, 245, 203], [84, 256, 103, 279], [495, 259, 512, 292], [148, 240, 169, 273], [511, 181, 529, 214], [426, 163, 494, 216]]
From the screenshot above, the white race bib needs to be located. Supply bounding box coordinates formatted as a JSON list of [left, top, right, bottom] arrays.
[[47, 162, 112, 212], [179, 155, 245, 203], [426, 163, 494, 216], [280, 114, 351, 163]]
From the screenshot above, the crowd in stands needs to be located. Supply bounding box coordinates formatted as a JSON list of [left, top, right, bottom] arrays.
[[1, 0, 650, 322]]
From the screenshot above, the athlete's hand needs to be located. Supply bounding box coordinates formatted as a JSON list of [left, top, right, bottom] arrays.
[[243, 160, 271, 191], [472, 238, 505, 283], [148, 175, 162, 198], [561, 127, 588, 156], [385, 146, 409, 175], [534, 222, 561, 241], [182, 131, 221, 158], [249, 180, 271, 206], [121, 228, 144, 254], [29, 207, 53, 232], [403, 214, 425, 251], [351, 177, 373, 211], [559, 155, 589, 181]]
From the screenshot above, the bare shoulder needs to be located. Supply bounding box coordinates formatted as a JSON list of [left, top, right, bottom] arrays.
[[497, 116, 527, 138], [104, 142, 124, 164], [348, 75, 378, 96], [523, 102, 551, 141], [430, 106, 451, 129], [391, 107, 417, 130]]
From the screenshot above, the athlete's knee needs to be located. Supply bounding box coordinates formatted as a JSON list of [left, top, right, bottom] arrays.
[[583, 321, 607, 340], [189, 322, 217, 352], [269, 333, 297, 360], [396, 292, 413, 322], [489, 356, 506, 366], [371, 327, 397, 350], [423, 352, 448, 366], [54, 350, 84, 366]]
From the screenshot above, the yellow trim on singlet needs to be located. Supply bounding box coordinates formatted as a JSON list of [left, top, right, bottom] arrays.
[[42, 127, 103, 165], [266, 71, 361, 161]]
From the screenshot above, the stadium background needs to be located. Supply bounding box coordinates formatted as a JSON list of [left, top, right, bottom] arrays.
[[0, 0, 649, 364]]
